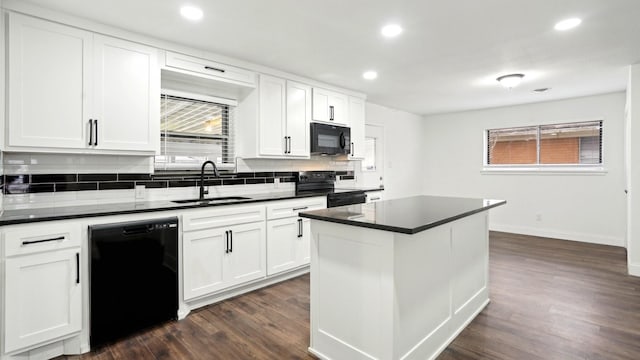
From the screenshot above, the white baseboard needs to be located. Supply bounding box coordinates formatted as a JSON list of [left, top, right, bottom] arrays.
[[628, 263, 640, 277], [490, 223, 625, 247]]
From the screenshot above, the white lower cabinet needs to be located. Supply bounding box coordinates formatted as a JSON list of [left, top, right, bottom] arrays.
[[2, 222, 82, 355], [266, 197, 325, 276], [5, 249, 82, 353], [182, 205, 267, 301], [266, 217, 311, 275]]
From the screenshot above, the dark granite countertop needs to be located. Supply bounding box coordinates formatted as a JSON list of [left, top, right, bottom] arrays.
[[0, 191, 331, 226], [299, 195, 506, 234]]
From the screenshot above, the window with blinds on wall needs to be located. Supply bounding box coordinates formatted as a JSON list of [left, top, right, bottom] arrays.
[[155, 92, 236, 170], [486, 120, 603, 166]]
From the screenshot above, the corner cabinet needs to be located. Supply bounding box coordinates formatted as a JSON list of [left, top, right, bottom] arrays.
[[312, 87, 348, 126], [7, 13, 159, 154], [2, 222, 82, 355]]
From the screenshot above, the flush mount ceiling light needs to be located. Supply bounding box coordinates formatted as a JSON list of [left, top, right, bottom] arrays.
[[496, 73, 525, 89], [554, 18, 582, 31], [180, 5, 203, 21], [363, 71, 378, 80], [381, 24, 403, 38]]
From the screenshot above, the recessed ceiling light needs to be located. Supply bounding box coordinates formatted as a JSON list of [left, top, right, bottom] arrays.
[[496, 73, 525, 89], [554, 18, 581, 31], [180, 5, 203, 21], [381, 24, 403, 38], [363, 71, 378, 80]]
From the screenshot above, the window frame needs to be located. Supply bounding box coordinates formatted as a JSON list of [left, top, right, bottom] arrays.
[[482, 120, 606, 175]]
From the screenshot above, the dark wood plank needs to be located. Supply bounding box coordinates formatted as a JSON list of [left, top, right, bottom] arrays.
[[57, 232, 640, 359]]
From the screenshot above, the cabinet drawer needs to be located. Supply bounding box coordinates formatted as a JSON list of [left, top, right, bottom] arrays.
[[3, 222, 81, 257], [165, 51, 256, 86], [182, 204, 265, 232], [266, 196, 327, 220]]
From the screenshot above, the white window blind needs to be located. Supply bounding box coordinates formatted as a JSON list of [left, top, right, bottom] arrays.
[[155, 93, 235, 170]]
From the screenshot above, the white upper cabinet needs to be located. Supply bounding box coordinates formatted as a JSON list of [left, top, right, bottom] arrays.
[[312, 87, 348, 126], [165, 51, 256, 87], [92, 35, 159, 151], [8, 13, 92, 149], [258, 75, 287, 156], [348, 96, 366, 160], [285, 81, 311, 157], [243, 74, 311, 158], [6, 13, 159, 154]]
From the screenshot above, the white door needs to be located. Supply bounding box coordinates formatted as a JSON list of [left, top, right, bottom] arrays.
[[227, 222, 266, 286], [93, 35, 159, 152], [266, 217, 299, 275], [259, 75, 287, 156], [360, 124, 385, 189], [183, 227, 228, 300], [8, 13, 92, 149], [348, 97, 366, 160], [4, 249, 82, 353], [286, 81, 311, 157]]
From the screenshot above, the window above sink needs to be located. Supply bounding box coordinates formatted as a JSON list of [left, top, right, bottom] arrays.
[[155, 90, 237, 171]]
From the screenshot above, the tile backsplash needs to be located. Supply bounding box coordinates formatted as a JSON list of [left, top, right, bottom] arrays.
[[1, 152, 360, 210]]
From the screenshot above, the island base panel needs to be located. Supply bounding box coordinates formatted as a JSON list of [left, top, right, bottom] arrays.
[[309, 212, 489, 360]]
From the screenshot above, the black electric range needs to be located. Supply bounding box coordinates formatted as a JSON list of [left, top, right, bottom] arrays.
[[296, 171, 367, 208]]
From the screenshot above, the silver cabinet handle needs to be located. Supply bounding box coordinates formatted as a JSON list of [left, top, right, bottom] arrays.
[[370, 197, 381, 201], [329, 105, 335, 120], [297, 218, 303, 238], [293, 206, 308, 211]]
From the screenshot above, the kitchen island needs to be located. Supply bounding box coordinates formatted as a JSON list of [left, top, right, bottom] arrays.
[[299, 195, 506, 360]]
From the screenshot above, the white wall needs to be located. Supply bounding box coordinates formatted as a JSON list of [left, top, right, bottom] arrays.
[[626, 65, 640, 275], [360, 103, 425, 199], [423, 92, 626, 247]]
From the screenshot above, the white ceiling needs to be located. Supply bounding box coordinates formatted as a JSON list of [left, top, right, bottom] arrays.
[[18, 0, 640, 115]]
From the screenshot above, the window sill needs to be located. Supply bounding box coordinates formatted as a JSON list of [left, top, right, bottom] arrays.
[[481, 166, 608, 175]]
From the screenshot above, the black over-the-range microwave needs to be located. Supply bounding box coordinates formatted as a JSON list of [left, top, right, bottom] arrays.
[[310, 122, 351, 155]]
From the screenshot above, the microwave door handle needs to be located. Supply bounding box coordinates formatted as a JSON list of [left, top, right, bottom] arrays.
[[340, 132, 346, 149]]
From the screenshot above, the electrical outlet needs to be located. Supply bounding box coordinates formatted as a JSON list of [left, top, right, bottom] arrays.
[[135, 185, 146, 200]]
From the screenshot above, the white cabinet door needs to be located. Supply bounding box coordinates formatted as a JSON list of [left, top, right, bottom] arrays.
[[286, 81, 311, 157], [312, 87, 348, 126], [267, 217, 311, 275], [7, 12, 92, 149], [227, 222, 266, 286], [183, 227, 228, 300], [259, 75, 287, 156], [348, 97, 366, 160], [4, 248, 82, 353], [93, 35, 159, 152], [312, 88, 331, 123], [266, 217, 299, 275], [183, 221, 265, 300], [329, 92, 349, 126], [299, 218, 311, 265]]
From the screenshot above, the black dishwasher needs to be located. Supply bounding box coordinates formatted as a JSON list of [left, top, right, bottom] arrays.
[[89, 217, 178, 348]]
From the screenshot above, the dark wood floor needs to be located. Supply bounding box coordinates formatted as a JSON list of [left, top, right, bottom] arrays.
[[60, 232, 640, 360]]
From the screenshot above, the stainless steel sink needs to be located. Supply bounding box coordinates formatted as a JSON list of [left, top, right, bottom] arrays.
[[172, 196, 250, 204]]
